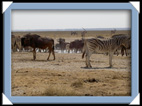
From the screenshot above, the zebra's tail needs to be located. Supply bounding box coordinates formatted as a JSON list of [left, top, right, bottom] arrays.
[[82, 50, 85, 59], [82, 39, 87, 59]]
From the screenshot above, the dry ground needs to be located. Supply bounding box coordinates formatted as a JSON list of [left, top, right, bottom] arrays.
[[11, 30, 131, 96], [12, 52, 131, 96]]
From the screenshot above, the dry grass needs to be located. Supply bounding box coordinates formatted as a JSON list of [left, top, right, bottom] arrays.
[[12, 53, 131, 96]]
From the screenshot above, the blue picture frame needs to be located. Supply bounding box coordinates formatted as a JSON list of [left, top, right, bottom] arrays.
[[3, 2, 139, 104]]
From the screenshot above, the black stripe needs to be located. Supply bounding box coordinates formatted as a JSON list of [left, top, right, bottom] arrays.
[[94, 39, 104, 50]]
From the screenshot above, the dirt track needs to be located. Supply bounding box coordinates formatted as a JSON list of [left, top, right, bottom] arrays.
[[11, 52, 131, 96]]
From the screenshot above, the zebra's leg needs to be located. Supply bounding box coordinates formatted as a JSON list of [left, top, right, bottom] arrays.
[[52, 50, 55, 60], [85, 54, 88, 67], [109, 52, 113, 68], [86, 53, 92, 68]]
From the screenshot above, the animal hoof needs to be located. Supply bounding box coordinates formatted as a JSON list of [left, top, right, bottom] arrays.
[[88, 66, 92, 68], [109, 65, 112, 68]]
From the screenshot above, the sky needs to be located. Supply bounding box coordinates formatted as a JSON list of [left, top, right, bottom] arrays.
[[11, 10, 131, 31]]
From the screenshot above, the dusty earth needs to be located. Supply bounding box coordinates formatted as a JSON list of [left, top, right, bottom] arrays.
[[11, 52, 131, 96]]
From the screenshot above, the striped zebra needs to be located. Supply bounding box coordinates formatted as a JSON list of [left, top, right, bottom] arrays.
[[112, 34, 131, 56], [82, 35, 130, 68]]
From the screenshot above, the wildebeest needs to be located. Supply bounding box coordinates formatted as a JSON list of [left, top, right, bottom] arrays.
[[21, 33, 55, 60], [69, 39, 84, 53], [11, 35, 16, 52]]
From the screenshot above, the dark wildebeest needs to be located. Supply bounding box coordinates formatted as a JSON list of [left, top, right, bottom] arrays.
[[69, 39, 84, 53], [21, 34, 55, 60], [11, 35, 16, 52]]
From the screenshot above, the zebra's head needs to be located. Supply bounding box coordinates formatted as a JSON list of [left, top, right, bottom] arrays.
[[121, 36, 131, 49], [126, 37, 131, 49], [112, 34, 131, 49]]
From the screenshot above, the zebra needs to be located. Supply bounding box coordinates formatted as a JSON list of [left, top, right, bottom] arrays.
[[112, 34, 131, 56], [82, 35, 131, 68]]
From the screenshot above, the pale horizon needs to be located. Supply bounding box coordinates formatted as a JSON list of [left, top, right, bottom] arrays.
[[11, 10, 131, 31]]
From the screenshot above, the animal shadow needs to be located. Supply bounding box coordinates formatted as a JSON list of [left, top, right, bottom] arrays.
[[81, 66, 127, 70], [19, 59, 54, 62]]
